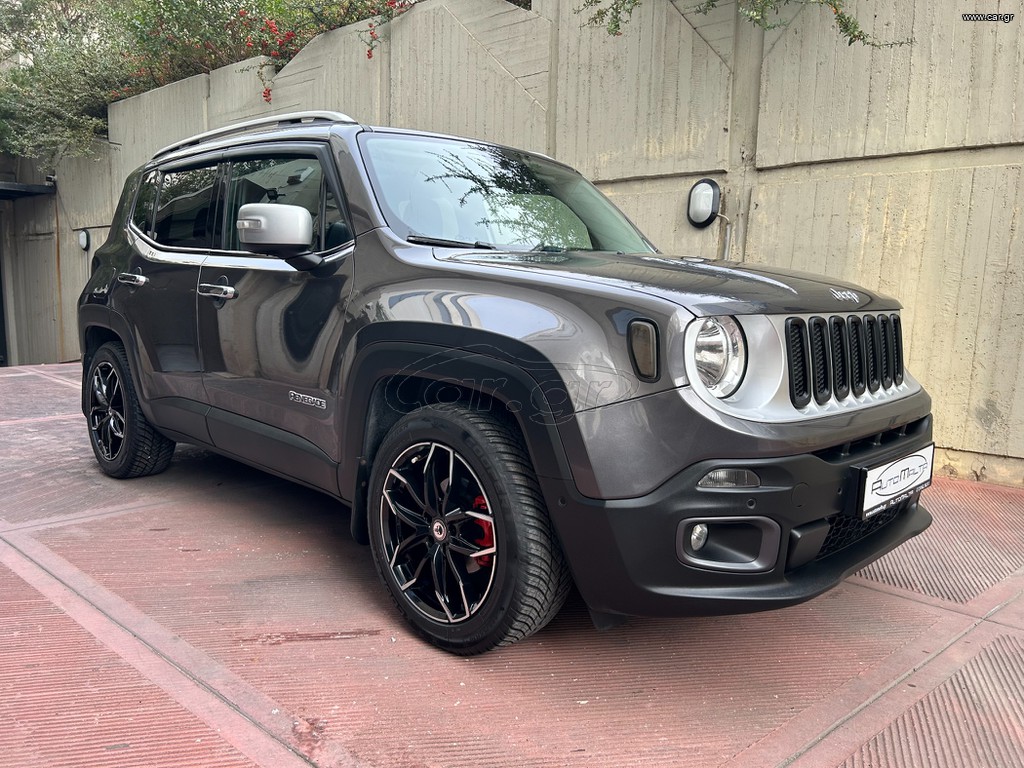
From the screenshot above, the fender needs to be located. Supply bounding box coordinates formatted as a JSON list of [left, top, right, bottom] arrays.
[[339, 323, 598, 542], [79, 305, 144, 415], [79, 304, 213, 445]]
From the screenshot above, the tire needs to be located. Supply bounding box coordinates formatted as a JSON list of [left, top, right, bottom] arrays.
[[367, 403, 571, 655], [84, 342, 175, 479]]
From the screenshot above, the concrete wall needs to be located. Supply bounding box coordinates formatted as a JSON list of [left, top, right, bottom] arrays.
[[6, 0, 1019, 484]]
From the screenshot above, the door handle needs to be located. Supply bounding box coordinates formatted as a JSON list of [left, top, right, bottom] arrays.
[[198, 283, 238, 300], [117, 272, 149, 287]]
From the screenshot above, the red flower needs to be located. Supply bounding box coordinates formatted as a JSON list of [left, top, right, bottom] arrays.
[[239, 8, 247, 16], [366, 49, 373, 59], [270, 50, 279, 57], [262, 87, 272, 103]]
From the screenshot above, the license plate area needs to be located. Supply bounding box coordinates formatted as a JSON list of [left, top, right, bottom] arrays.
[[856, 443, 934, 520]]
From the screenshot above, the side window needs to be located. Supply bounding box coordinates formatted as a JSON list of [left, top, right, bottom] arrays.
[[225, 155, 349, 252], [131, 170, 159, 236], [153, 165, 219, 249]]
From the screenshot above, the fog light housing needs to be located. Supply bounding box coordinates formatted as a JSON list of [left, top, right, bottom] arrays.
[[697, 468, 761, 489], [690, 523, 709, 551], [676, 516, 781, 572]]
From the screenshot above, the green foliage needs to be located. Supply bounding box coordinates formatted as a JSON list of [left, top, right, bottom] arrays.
[[578, 0, 912, 48], [575, 0, 642, 35], [0, 0, 415, 167], [0, 0, 129, 164]]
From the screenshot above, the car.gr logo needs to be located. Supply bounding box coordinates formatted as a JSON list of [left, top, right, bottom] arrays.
[[288, 390, 327, 410], [830, 288, 861, 303], [871, 455, 930, 498]]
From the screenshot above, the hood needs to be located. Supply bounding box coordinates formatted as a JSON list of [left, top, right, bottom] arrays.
[[437, 250, 899, 316]]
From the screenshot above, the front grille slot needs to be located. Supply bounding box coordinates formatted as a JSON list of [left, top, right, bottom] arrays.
[[829, 316, 850, 400], [786, 312, 906, 408], [865, 315, 880, 392], [880, 314, 894, 388], [849, 316, 866, 396], [809, 317, 831, 404], [786, 318, 811, 408], [891, 314, 904, 385]]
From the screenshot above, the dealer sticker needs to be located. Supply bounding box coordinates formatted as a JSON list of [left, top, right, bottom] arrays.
[[860, 444, 934, 519]]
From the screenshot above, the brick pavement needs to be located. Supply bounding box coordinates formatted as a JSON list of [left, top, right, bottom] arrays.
[[2, 363, 1023, 768]]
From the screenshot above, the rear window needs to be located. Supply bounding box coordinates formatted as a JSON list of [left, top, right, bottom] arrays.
[[130, 170, 159, 236], [152, 165, 219, 249]]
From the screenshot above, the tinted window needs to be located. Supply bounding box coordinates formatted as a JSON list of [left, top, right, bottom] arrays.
[[153, 165, 219, 249], [131, 170, 159, 236], [224, 156, 347, 252]]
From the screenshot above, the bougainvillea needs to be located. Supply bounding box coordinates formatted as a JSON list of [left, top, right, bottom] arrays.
[[0, 0, 423, 164]]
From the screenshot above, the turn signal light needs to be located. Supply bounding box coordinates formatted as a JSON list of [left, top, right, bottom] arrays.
[[628, 319, 659, 381], [697, 468, 761, 489]]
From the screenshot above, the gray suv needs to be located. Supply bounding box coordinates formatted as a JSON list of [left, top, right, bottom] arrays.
[[79, 111, 934, 654]]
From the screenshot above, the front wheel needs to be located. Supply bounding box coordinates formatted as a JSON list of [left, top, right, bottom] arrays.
[[84, 342, 175, 478], [367, 404, 571, 655]]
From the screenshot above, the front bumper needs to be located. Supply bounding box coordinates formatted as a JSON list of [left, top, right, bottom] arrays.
[[542, 415, 933, 617]]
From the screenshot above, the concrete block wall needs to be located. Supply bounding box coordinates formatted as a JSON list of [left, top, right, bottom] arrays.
[[3, 0, 1017, 484]]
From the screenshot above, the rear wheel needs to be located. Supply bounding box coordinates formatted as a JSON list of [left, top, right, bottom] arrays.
[[85, 342, 175, 478], [368, 403, 570, 654]]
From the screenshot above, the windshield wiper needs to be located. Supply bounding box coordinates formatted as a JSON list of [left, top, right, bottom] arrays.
[[406, 235, 497, 250], [529, 242, 569, 253]]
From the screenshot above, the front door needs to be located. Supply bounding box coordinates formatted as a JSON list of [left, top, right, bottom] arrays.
[[197, 149, 354, 492]]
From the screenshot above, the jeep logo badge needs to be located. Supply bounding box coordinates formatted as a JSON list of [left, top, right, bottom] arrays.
[[830, 288, 860, 302]]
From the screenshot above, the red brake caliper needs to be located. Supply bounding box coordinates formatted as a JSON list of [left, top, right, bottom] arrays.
[[472, 495, 494, 566]]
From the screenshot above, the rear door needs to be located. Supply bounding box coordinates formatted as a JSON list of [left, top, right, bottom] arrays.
[[196, 143, 355, 491], [115, 158, 220, 440]]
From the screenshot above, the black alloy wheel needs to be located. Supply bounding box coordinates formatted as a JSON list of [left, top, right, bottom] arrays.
[[84, 342, 175, 479], [379, 440, 499, 624], [368, 403, 571, 654], [88, 360, 126, 461]]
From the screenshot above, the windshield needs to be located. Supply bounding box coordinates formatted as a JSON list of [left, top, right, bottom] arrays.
[[358, 133, 655, 253]]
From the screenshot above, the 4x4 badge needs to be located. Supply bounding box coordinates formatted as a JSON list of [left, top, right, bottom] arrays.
[[289, 390, 327, 410], [830, 288, 860, 302]]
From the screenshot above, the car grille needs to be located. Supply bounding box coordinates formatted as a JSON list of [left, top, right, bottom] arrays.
[[786, 313, 904, 408], [816, 505, 904, 561]]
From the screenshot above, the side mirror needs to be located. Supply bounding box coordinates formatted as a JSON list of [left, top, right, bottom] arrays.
[[687, 178, 721, 229], [237, 203, 322, 270]]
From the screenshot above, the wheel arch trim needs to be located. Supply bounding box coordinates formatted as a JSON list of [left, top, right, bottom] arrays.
[[339, 326, 596, 543]]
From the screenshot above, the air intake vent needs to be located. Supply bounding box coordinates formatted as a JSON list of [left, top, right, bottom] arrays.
[[787, 312, 906, 408]]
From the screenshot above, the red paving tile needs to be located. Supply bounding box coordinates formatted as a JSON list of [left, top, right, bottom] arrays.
[[2, 363, 1024, 767], [839, 633, 1024, 768], [855, 479, 1024, 608], [0, 561, 266, 768]]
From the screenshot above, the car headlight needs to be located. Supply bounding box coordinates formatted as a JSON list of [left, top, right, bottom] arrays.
[[694, 316, 747, 398]]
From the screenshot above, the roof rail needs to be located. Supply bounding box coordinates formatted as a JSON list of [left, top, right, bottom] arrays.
[[153, 111, 358, 160]]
